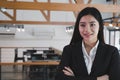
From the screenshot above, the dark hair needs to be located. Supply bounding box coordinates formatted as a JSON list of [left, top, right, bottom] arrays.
[[70, 7, 105, 45]]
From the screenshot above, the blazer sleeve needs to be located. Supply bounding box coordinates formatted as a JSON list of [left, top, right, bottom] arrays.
[[55, 45, 74, 80], [108, 47, 120, 80]]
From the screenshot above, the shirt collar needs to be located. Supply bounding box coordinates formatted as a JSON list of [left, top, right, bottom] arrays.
[[82, 40, 99, 57]]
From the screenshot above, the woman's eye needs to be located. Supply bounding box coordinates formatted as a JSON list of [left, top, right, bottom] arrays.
[[80, 24, 85, 27], [90, 23, 95, 27]]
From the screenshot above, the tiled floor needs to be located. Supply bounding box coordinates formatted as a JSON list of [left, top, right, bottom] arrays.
[[1, 65, 57, 80]]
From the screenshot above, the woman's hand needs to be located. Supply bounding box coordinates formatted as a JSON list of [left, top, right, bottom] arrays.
[[97, 75, 109, 80], [62, 66, 74, 76]]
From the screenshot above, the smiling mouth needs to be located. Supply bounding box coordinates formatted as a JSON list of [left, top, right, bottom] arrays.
[[84, 33, 93, 37], [84, 34, 91, 37]]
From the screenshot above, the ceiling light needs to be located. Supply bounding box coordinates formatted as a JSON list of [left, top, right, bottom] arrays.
[[0, 7, 7, 12], [16, 25, 21, 32], [6, 27, 10, 32], [65, 26, 74, 33], [21, 25, 25, 32], [109, 23, 113, 27]]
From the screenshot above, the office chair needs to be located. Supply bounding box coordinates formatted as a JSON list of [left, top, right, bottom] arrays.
[[46, 53, 61, 79], [29, 54, 45, 79], [13, 48, 25, 71]]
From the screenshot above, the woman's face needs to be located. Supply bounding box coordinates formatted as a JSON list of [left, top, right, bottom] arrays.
[[79, 15, 99, 43]]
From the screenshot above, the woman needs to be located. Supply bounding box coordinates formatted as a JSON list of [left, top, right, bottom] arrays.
[[55, 7, 120, 80]]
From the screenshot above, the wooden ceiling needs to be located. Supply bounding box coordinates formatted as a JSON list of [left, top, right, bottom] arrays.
[[0, 0, 120, 26]]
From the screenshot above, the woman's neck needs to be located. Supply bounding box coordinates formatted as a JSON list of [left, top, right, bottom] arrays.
[[83, 40, 98, 55], [83, 38, 98, 48], [84, 41, 97, 48]]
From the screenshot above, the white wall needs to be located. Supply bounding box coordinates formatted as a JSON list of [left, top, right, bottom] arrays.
[[0, 25, 72, 51]]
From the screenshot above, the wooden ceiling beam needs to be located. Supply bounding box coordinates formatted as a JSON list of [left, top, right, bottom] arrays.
[[13, 9, 16, 21], [87, 0, 92, 4], [34, 0, 50, 22], [40, 10, 50, 21], [69, 0, 78, 18], [0, 11, 13, 20], [75, 0, 84, 4], [112, 0, 118, 23], [0, 20, 75, 25], [104, 22, 120, 27], [0, 1, 120, 12], [0, 20, 120, 26], [73, 0, 84, 18]]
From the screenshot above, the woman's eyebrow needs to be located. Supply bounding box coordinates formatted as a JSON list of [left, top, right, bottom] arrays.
[[90, 21, 96, 23], [79, 22, 85, 24]]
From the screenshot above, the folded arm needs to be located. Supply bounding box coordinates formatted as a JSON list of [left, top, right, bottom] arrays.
[[63, 66, 109, 80]]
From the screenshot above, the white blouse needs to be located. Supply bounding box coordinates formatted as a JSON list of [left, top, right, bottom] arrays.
[[82, 40, 99, 74]]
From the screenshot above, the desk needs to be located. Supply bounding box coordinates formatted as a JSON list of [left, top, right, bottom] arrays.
[[0, 47, 61, 80], [0, 60, 60, 65], [0, 60, 60, 80]]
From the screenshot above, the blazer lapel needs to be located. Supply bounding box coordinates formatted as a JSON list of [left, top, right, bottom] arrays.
[[75, 42, 89, 75], [90, 42, 105, 75]]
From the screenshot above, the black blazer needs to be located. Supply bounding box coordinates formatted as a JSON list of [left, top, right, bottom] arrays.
[[55, 41, 120, 80]]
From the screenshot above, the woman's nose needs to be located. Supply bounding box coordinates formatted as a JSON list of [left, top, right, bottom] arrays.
[[84, 25, 91, 33]]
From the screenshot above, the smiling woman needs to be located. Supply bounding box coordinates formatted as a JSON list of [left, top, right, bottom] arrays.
[[79, 15, 99, 44], [55, 7, 120, 80]]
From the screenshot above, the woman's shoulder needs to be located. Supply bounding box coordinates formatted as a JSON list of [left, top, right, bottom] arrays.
[[98, 42, 120, 58], [100, 42, 119, 52], [103, 43, 117, 49], [64, 41, 81, 48], [63, 41, 82, 51]]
